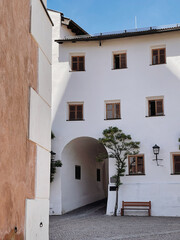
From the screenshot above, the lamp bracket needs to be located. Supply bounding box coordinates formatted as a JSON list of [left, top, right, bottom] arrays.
[[153, 158, 163, 166]]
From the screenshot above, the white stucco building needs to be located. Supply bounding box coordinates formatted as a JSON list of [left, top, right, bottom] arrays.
[[49, 9, 180, 217], [26, 1, 52, 239]]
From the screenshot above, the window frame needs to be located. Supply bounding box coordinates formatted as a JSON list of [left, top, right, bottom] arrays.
[[146, 96, 165, 117], [128, 154, 145, 175], [113, 52, 127, 69], [105, 101, 121, 120], [148, 98, 164, 117], [68, 103, 83, 121], [152, 48, 166, 65], [70, 54, 85, 71], [172, 154, 180, 174]]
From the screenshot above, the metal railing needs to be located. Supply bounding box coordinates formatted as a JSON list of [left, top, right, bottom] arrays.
[[63, 23, 180, 40]]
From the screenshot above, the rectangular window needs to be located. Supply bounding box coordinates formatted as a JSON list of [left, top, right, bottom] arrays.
[[173, 154, 180, 174], [106, 102, 120, 120], [69, 104, 83, 121], [148, 99, 164, 117], [114, 53, 127, 69], [97, 169, 101, 182], [129, 155, 144, 175], [75, 165, 81, 180], [152, 48, 166, 65], [71, 56, 85, 71]]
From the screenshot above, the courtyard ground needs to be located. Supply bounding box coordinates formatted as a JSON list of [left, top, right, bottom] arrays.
[[49, 200, 180, 240]]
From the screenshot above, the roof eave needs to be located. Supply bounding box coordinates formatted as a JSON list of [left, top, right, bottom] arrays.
[[55, 27, 180, 44]]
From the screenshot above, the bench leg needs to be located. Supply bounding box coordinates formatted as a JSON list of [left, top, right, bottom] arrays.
[[121, 208, 124, 216], [148, 209, 151, 216]]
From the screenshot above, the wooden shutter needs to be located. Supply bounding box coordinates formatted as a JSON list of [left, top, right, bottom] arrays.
[[152, 48, 166, 64], [120, 53, 126, 68], [106, 104, 113, 119], [106, 103, 120, 119], [78, 56, 85, 71], [69, 105, 76, 120], [114, 53, 126, 69], [149, 99, 163, 116], [174, 155, 180, 173], [156, 100, 163, 115], [76, 105, 83, 120], [152, 50, 158, 65], [129, 156, 136, 174], [137, 156, 144, 174], [129, 155, 144, 174], [159, 48, 165, 64], [72, 57, 78, 71], [72, 56, 85, 71], [69, 104, 83, 120], [115, 103, 120, 118]]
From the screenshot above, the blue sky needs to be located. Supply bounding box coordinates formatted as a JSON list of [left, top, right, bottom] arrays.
[[47, 0, 180, 34]]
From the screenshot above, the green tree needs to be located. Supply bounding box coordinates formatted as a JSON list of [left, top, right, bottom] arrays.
[[51, 132, 62, 183], [98, 127, 140, 216]]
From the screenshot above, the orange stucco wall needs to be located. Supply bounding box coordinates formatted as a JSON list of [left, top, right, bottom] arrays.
[[0, 0, 38, 239]]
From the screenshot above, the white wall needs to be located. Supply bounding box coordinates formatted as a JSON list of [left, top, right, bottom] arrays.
[[49, 10, 80, 214], [41, 0, 47, 7], [29, 88, 51, 151], [25, 199, 49, 240], [50, 12, 180, 216], [26, 1, 52, 239], [31, 0, 52, 63], [35, 146, 51, 199], [38, 48, 52, 105]]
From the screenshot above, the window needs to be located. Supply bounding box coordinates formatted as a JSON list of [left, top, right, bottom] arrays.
[[128, 155, 144, 175], [173, 154, 180, 174], [113, 53, 127, 69], [75, 165, 81, 180], [148, 99, 164, 117], [106, 102, 120, 120], [69, 104, 83, 121], [97, 169, 101, 182], [71, 56, 85, 71], [152, 48, 166, 65]]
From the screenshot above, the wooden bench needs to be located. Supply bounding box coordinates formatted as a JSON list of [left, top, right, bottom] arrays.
[[121, 201, 151, 216]]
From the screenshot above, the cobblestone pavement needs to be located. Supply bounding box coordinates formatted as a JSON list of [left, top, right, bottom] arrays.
[[50, 201, 180, 240]]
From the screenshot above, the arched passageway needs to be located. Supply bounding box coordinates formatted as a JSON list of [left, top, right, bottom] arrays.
[[61, 137, 108, 214]]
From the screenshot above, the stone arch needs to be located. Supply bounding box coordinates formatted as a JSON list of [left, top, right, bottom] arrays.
[[61, 136, 108, 214]]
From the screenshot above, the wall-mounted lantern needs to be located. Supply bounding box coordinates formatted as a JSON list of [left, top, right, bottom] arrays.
[[152, 144, 163, 166]]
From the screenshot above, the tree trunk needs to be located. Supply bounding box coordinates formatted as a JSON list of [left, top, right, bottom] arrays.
[[114, 187, 119, 216]]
